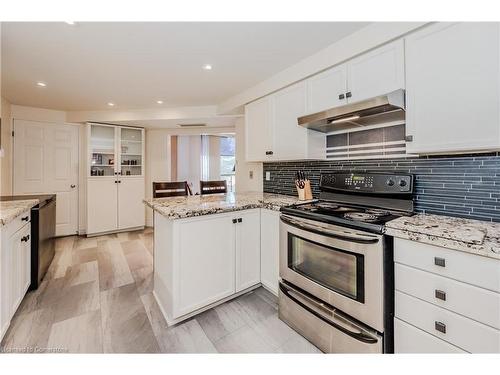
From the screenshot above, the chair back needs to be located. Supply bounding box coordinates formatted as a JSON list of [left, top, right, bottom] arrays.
[[153, 181, 192, 198], [200, 180, 228, 195]]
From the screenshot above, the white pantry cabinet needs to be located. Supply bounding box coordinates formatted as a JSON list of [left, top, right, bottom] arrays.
[[245, 82, 325, 162], [0, 212, 31, 341], [405, 22, 500, 154], [153, 209, 261, 324], [86, 123, 145, 235], [260, 209, 280, 296]]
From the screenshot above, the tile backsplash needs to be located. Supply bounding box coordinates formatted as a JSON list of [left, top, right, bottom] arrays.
[[263, 153, 500, 222]]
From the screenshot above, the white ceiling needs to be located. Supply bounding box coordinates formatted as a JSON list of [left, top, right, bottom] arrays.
[[1, 22, 369, 111]]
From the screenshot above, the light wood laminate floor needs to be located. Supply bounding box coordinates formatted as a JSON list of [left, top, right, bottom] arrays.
[[0, 229, 320, 353]]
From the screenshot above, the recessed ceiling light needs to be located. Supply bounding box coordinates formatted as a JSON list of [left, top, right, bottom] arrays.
[[65, 21, 76, 25], [107, 102, 115, 107], [202, 64, 212, 71], [156, 100, 163, 104], [36, 82, 47, 87]]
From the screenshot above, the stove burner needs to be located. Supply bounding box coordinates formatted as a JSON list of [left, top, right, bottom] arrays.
[[344, 209, 391, 223]]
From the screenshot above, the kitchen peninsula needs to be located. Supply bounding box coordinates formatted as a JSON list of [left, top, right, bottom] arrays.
[[144, 192, 308, 325]]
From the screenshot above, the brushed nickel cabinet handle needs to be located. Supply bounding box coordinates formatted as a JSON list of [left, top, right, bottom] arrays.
[[435, 290, 447, 301], [435, 321, 446, 334], [434, 257, 446, 267]]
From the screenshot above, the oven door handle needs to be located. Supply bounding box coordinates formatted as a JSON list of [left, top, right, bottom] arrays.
[[279, 282, 379, 344], [280, 215, 379, 244]]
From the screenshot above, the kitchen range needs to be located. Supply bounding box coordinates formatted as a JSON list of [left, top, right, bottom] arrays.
[[279, 171, 414, 353]]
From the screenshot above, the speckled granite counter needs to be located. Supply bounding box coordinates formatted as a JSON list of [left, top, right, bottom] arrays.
[[386, 213, 500, 260], [0, 199, 39, 226], [144, 192, 311, 220]]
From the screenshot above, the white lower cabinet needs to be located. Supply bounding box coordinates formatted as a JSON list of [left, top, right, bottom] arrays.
[[260, 209, 280, 296], [87, 177, 145, 235], [394, 238, 500, 353], [235, 210, 261, 292], [154, 209, 261, 324], [0, 215, 31, 341]]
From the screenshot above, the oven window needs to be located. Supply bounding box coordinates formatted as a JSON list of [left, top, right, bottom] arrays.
[[288, 234, 364, 302]]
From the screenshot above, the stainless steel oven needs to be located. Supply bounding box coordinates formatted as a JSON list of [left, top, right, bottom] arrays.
[[279, 214, 385, 353]]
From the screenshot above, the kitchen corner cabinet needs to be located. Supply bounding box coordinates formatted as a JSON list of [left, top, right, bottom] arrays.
[[405, 22, 500, 154], [245, 82, 325, 162], [260, 209, 280, 296], [86, 123, 145, 236], [153, 209, 261, 324], [1, 213, 31, 341]]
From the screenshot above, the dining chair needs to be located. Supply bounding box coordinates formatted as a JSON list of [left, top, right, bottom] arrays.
[[153, 181, 192, 198], [199, 180, 228, 195]]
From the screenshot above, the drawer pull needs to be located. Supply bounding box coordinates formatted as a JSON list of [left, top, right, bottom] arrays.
[[21, 216, 29, 222], [434, 257, 446, 267], [435, 321, 446, 334], [21, 235, 30, 242], [435, 290, 447, 301]]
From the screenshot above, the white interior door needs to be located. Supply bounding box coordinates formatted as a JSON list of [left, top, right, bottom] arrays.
[[13, 120, 79, 236]]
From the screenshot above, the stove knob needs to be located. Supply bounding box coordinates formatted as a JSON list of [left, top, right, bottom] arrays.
[[399, 179, 407, 187], [386, 179, 395, 187]]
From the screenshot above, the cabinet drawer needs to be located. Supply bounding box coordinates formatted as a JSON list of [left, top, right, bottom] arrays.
[[395, 318, 466, 353], [6, 210, 31, 237], [396, 291, 500, 353], [395, 263, 500, 329], [394, 238, 500, 292]]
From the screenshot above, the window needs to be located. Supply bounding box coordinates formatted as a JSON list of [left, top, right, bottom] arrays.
[[220, 136, 235, 192]]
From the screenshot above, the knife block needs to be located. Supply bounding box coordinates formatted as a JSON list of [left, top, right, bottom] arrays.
[[296, 179, 313, 201]]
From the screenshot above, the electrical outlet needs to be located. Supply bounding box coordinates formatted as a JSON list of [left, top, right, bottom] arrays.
[[265, 171, 271, 181], [249, 170, 254, 179]]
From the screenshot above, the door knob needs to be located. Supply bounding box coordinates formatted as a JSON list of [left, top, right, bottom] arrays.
[[70, 184, 76, 188]]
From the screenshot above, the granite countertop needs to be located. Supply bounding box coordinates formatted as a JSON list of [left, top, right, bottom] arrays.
[[144, 192, 312, 220], [0, 199, 39, 226], [386, 213, 500, 260]]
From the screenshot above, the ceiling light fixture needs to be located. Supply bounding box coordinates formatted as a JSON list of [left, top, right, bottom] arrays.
[[156, 100, 163, 104], [329, 115, 360, 124], [107, 102, 115, 107], [36, 82, 47, 87], [65, 21, 76, 25], [202, 64, 212, 71]]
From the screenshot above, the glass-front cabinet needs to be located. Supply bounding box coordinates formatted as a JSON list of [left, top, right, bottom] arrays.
[[88, 123, 144, 177]]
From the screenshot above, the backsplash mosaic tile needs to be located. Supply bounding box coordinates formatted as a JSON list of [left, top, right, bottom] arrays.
[[263, 153, 500, 222]]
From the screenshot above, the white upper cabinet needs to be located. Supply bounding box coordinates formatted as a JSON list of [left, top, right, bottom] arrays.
[[306, 64, 348, 114], [346, 40, 405, 103], [245, 96, 273, 161], [405, 22, 500, 154], [245, 82, 324, 162], [271, 82, 309, 160]]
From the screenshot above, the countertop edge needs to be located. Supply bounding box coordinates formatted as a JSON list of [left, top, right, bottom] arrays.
[[0, 199, 40, 227], [386, 226, 500, 260]]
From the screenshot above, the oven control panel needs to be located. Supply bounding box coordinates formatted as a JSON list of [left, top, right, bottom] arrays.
[[320, 172, 413, 194]]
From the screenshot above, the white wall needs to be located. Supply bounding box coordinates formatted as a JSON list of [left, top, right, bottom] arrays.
[[235, 118, 263, 192], [208, 135, 221, 181], [1, 97, 13, 195]]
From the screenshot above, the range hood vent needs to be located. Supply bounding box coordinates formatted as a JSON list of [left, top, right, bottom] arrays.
[[298, 89, 405, 133]]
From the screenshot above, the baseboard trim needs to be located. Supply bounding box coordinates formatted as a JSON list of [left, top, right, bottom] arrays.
[[85, 226, 145, 237]]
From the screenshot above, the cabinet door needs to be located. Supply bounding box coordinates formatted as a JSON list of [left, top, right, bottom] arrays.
[[118, 177, 145, 230], [271, 81, 309, 160], [245, 97, 273, 161], [89, 123, 117, 177], [9, 225, 30, 315], [306, 64, 348, 114], [175, 214, 236, 317], [1, 235, 12, 337], [405, 23, 500, 154], [119, 127, 144, 177], [235, 209, 261, 292], [347, 40, 404, 103], [87, 178, 118, 234], [260, 209, 280, 296]]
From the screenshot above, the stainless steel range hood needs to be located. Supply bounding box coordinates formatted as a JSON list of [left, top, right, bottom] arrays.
[[298, 89, 405, 133]]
